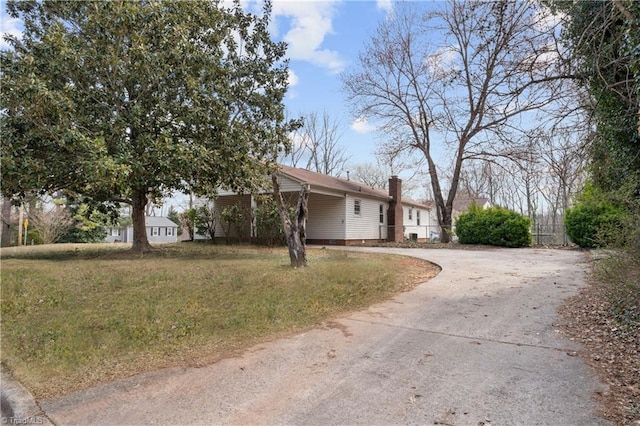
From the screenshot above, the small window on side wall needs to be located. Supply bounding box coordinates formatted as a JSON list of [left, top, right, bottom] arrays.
[[417, 210, 421, 226], [379, 204, 384, 224], [409, 208, 413, 221], [354, 199, 361, 216]]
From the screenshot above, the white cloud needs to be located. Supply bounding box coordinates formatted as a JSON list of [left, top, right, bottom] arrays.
[[426, 46, 459, 79], [288, 129, 308, 149], [351, 117, 376, 134], [376, 0, 393, 15], [286, 69, 299, 99], [271, 0, 346, 74], [1, 15, 23, 50], [533, 8, 565, 32], [287, 69, 299, 87]]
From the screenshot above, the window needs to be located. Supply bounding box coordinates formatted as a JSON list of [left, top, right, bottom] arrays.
[[379, 204, 384, 224], [354, 200, 361, 216], [417, 210, 421, 226], [166, 227, 174, 236], [408, 208, 413, 221], [110, 227, 121, 236], [151, 227, 159, 236]]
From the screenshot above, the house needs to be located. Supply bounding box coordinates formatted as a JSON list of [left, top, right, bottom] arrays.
[[452, 196, 491, 216], [105, 216, 179, 244], [213, 164, 437, 245]]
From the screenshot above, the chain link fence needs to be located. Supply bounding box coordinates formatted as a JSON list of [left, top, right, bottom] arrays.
[[531, 223, 569, 245], [381, 223, 571, 245]]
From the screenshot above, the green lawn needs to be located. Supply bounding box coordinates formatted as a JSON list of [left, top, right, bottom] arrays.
[[0, 243, 438, 399]]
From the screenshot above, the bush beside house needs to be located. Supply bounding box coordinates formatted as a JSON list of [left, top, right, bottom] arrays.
[[456, 204, 531, 248]]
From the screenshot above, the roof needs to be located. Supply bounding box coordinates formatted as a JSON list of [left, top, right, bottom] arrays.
[[277, 164, 430, 209], [144, 216, 179, 227], [279, 164, 388, 199], [452, 197, 490, 212]]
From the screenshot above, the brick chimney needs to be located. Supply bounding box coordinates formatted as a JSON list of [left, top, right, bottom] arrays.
[[387, 176, 403, 242]]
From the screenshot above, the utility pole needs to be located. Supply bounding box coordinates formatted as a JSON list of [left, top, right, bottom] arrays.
[[17, 202, 24, 246]]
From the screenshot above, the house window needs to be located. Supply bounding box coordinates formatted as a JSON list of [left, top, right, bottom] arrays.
[[354, 200, 361, 216], [166, 227, 174, 236], [111, 227, 121, 236], [151, 227, 159, 236], [379, 204, 384, 224], [417, 210, 421, 226], [408, 208, 413, 221]]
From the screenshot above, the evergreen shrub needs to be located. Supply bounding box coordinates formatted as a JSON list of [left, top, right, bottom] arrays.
[[455, 204, 531, 248], [564, 185, 625, 248]]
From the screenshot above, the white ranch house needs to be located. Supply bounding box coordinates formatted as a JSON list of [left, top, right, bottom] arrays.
[[105, 216, 179, 244], [213, 165, 438, 245]]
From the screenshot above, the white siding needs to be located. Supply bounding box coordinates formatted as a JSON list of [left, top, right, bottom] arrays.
[[306, 194, 346, 241], [402, 205, 431, 240], [345, 196, 388, 241], [146, 226, 178, 243], [277, 175, 303, 193], [104, 225, 176, 243]]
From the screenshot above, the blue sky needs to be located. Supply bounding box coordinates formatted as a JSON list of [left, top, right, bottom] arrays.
[[264, 0, 395, 166], [1, 0, 397, 167]]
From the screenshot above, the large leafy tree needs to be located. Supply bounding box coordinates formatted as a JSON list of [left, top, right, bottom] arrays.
[[553, 0, 640, 191], [1, 0, 294, 252]]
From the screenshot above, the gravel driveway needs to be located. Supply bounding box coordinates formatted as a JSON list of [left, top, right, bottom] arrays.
[[41, 247, 609, 425]]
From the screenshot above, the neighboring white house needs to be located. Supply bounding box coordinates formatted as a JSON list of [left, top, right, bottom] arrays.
[[105, 216, 179, 244], [452, 196, 491, 216], [213, 164, 436, 245]]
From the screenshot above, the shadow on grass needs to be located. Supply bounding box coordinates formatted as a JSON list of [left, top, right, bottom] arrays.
[[0, 242, 286, 262]]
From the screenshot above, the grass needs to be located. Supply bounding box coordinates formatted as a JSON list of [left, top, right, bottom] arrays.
[[0, 243, 438, 399]]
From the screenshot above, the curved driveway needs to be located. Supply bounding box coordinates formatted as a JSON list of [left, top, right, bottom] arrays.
[[42, 248, 609, 425]]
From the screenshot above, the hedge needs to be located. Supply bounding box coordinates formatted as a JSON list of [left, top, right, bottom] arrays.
[[455, 204, 531, 248]]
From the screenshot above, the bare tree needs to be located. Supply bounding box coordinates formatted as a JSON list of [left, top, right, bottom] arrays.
[[350, 162, 390, 190], [536, 128, 589, 225], [350, 151, 423, 197], [343, 1, 563, 242], [456, 160, 495, 199], [281, 111, 349, 177], [29, 203, 74, 244]]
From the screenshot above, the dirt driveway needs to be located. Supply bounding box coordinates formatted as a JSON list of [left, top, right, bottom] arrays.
[[41, 247, 609, 425]]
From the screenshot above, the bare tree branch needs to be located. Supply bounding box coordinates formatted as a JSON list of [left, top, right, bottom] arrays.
[[343, 1, 566, 242]]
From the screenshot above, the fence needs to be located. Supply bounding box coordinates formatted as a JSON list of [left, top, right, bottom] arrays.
[[531, 223, 569, 246], [381, 223, 570, 245]]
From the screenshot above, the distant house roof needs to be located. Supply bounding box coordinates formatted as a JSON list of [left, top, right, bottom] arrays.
[[452, 197, 490, 213], [145, 216, 179, 227], [278, 165, 429, 209]]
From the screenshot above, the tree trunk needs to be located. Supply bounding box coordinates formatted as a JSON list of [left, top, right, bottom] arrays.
[[272, 173, 309, 268], [1, 196, 12, 247], [440, 208, 453, 244], [131, 189, 153, 252]]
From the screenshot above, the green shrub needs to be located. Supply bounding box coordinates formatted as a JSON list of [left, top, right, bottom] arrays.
[[254, 195, 285, 247], [456, 204, 531, 247], [564, 185, 626, 248]]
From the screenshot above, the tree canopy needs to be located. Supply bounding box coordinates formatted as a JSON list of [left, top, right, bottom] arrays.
[[1, 0, 295, 251], [554, 0, 639, 192]]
